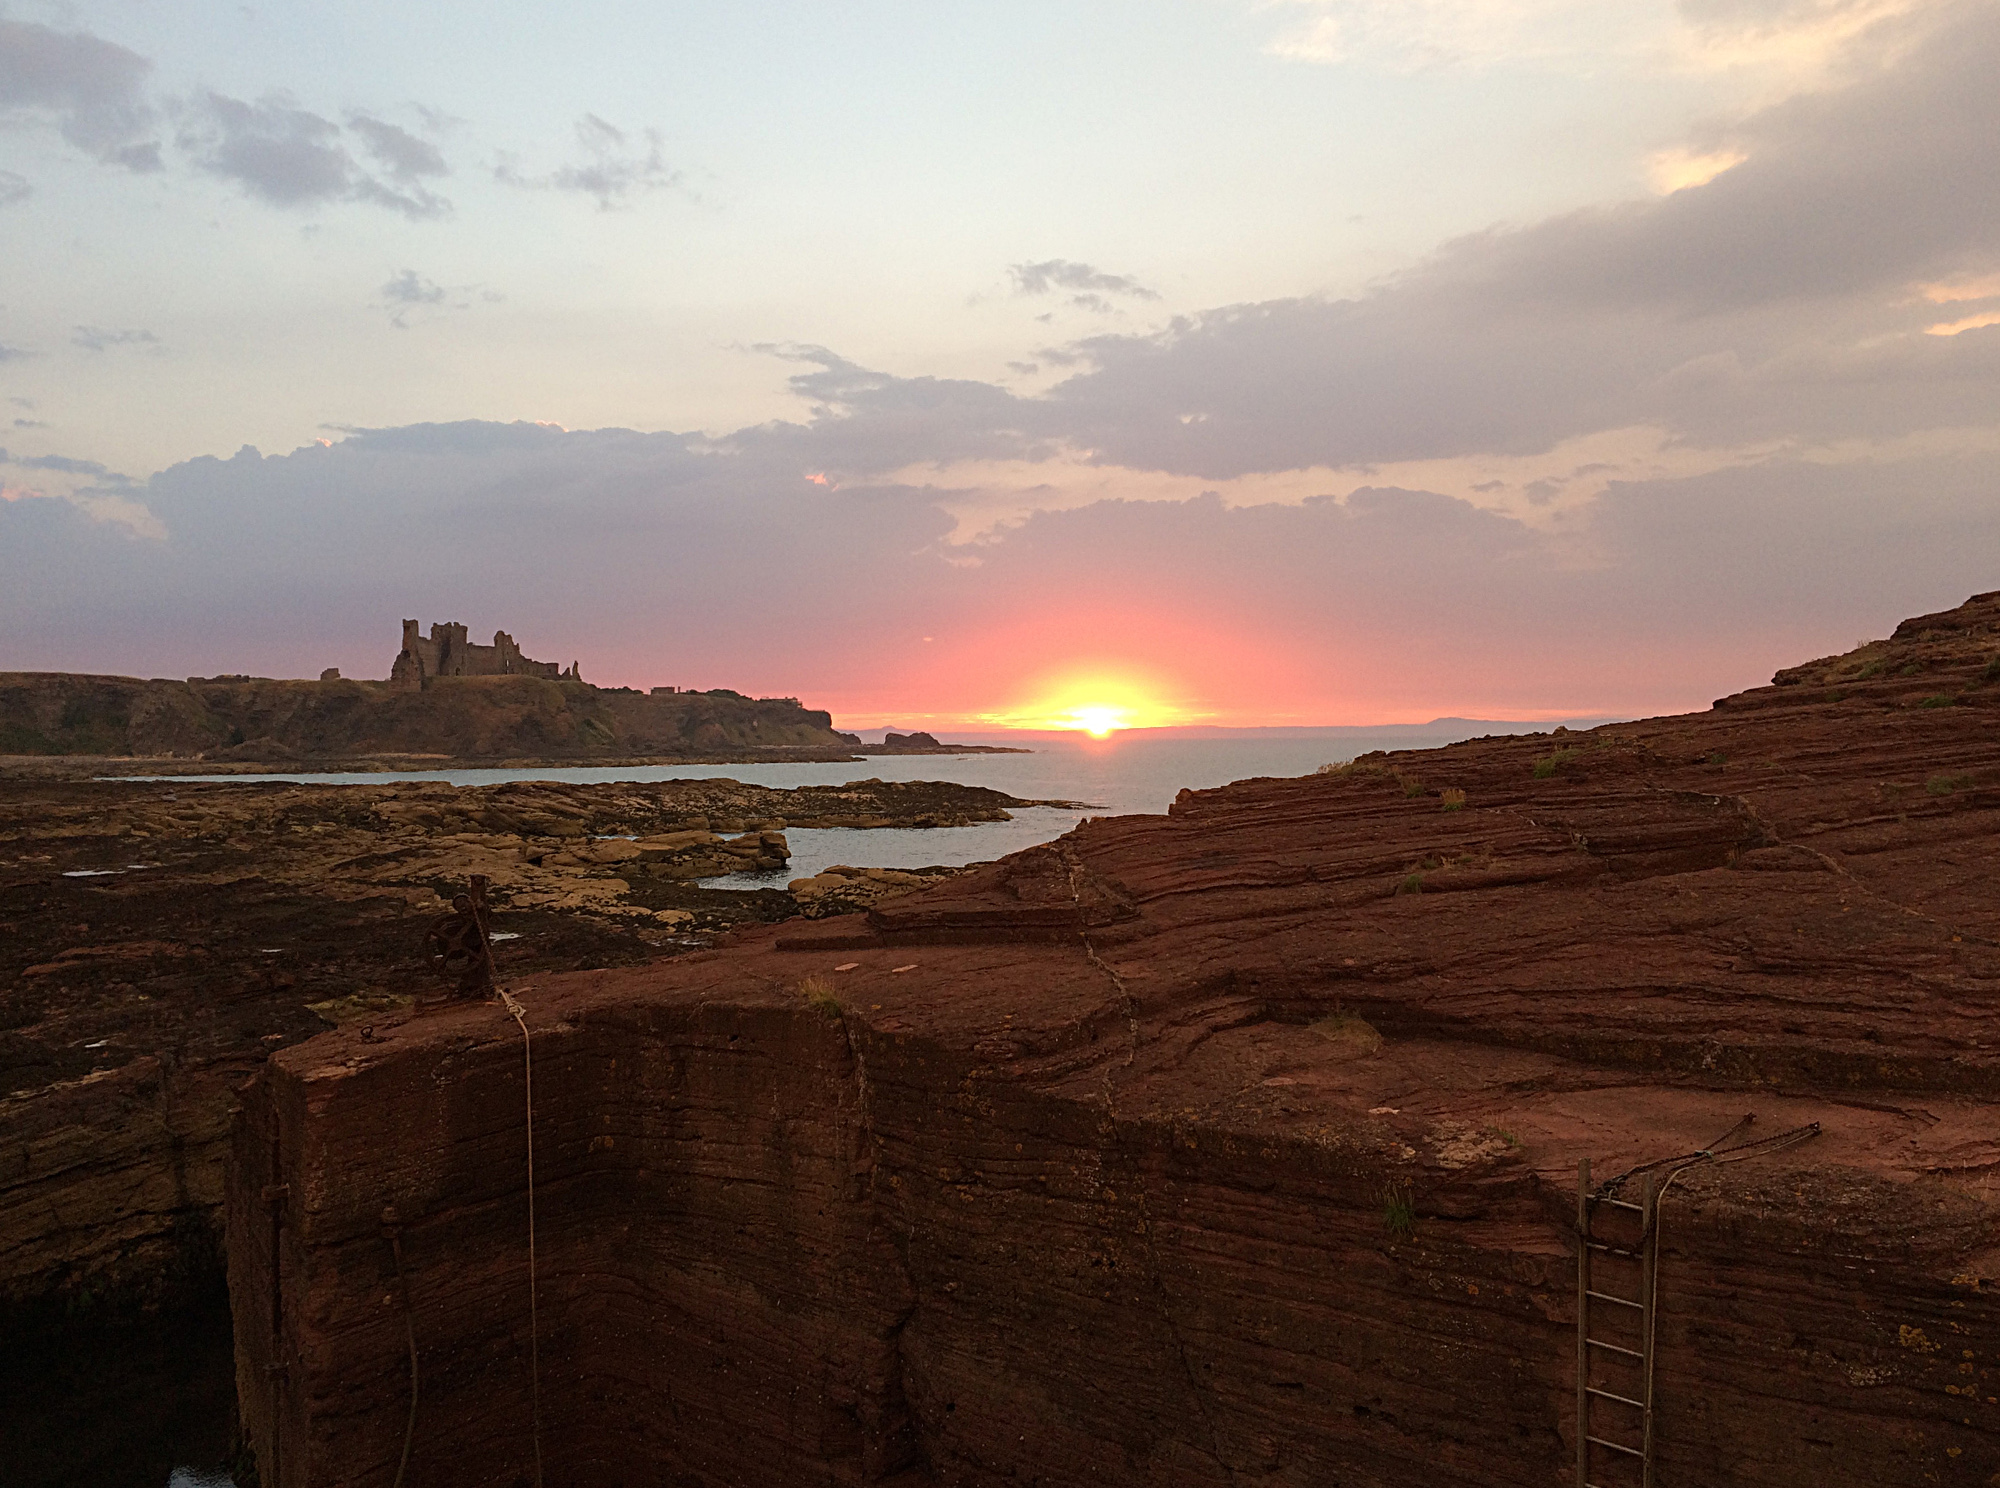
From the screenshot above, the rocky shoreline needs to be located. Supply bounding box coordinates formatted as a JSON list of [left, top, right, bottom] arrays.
[[0, 773, 1076, 1341]]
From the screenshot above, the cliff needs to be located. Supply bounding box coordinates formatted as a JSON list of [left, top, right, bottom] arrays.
[[229, 591, 2000, 1487], [0, 672, 853, 761]]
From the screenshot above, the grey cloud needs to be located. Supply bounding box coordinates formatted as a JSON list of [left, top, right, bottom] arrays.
[[13, 417, 47, 428], [495, 114, 680, 210], [378, 268, 478, 328], [4, 448, 126, 481], [345, 114, 447, 181], [382, 270, 446, 305], [0, 342, 26, 361], [1010, 259, 1159, 302], [0, 18, 161, 170], [72, 325, 157, 351], [181, 93, 349, 202], [741, 344, 1053, 471], [3, 21, 460, 212], [180, 92, 450, 218]]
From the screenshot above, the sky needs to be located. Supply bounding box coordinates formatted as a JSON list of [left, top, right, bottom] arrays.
[[3, 0, 1998, 730]]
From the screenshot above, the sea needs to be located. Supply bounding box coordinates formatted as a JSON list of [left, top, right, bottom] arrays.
[[105, 719, 1611, 1484], [119, 720, 1603, 891]]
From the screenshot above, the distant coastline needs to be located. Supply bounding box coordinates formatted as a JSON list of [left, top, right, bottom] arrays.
[[0, 669, 1016, 772]]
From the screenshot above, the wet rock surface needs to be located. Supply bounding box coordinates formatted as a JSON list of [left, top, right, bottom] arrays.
[[237, 594, 2000, 1487]]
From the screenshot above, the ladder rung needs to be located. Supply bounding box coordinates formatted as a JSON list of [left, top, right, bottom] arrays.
[[1597, 1198, 1644, 1212], [1586, 1241, 1641, 1257], [1586, 1290, 1644, 1309], [1586, 1385, 1645, 1410], [1586, 1435, 1645, 1458], [1585, 1338, 1643, 1359]]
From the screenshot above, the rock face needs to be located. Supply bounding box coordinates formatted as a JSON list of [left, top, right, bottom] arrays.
[[0, 671, 853, 760], [231, 592, 2000, 1487]]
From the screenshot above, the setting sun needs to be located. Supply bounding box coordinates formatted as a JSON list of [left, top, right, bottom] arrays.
[[1067, 705, 1126, 738], [979, 666, 1198, 736]]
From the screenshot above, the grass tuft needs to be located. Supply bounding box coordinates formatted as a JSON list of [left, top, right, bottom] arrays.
[[1317, 754, 1387, 777], [1919, 693, 1957, 709], [796, 975, 843, 1019], [1532, 746, 1579, 779], [1439, 787, 1467, 812], [1382, 1186, 1416, 1240]]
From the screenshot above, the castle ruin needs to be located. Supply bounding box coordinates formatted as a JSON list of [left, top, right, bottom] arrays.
[[388, 619, 581, 692]]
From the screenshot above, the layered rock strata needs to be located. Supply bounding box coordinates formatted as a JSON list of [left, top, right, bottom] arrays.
[[232, 594, 2000, 1486]]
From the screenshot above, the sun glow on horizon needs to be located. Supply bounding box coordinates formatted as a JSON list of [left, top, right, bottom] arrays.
[[979, 667, 1198, 737], [1068, 705, 1126, 738]]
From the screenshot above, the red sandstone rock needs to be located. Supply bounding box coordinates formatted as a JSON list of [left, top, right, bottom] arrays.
[[231, 593, 2000, 1486]]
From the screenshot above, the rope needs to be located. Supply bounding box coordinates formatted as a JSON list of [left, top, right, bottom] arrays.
[[1587, 1114, 1822, 1244], [498, 986, 545, 1488], [385, 1223, 418, 1488], [1596, 1115, 1821, 1203]]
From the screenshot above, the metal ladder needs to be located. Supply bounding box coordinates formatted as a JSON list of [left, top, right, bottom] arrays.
[[1572, 1118, 1821, 1488], [1575, 1159, 1658, 1488]]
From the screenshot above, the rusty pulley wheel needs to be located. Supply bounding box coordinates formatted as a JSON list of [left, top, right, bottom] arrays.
[[420, 878, 497, 1004], [423, 914, 485, 978], [424, 893, 487, 979]]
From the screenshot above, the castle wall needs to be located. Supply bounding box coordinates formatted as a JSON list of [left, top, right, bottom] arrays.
[[390, 620, 571, 691]]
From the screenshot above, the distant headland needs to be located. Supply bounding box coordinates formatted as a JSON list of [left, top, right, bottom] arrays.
[[0, 616, 1023, 770]]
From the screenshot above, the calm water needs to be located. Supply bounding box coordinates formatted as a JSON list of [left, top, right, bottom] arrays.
[[113, 724, 1592, 887]]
